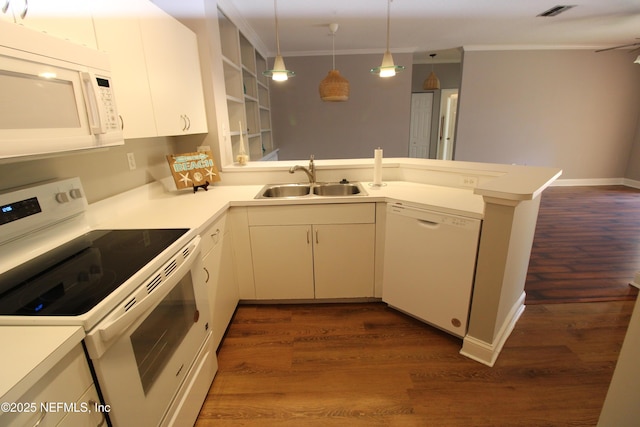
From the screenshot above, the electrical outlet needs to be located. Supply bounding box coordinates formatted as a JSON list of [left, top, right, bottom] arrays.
[[126, 152, 136, 171], [459, 175, 478, 187]]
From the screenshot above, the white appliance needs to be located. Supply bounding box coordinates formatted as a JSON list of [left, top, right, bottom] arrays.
[[0, 22, 124, 161], [383, 203, 481, 337], [0, 178, 216, 427]]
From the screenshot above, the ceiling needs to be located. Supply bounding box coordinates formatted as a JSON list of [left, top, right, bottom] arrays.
[[212, 0, 640, 63]]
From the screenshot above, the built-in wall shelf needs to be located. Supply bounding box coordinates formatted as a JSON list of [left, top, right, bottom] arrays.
[[218, 8, 276, 162]]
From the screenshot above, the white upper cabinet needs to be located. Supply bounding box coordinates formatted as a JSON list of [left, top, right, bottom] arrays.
[[92, 0, 157, 139], [139, 4, 208, 136], [4, 0, 97, 48], [92, 0, 207, 138]]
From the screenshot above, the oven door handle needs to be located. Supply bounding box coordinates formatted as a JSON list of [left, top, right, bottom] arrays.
[[97, 236, 201, 343]]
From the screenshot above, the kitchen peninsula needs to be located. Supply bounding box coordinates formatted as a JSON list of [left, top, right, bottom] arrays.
[[89, 157, 562, 367], [0, 156, 559, 426]]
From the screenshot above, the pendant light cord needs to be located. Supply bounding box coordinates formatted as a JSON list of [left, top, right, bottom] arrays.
[[274, 0, 281, 56], [332, 30, 336, 69], [386, 0, 391, 52]]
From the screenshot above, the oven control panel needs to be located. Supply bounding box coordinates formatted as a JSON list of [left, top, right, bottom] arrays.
[[0, 177, 87, 245]]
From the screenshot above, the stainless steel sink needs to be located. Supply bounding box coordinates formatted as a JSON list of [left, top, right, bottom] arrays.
[[313, 183, 364, 196], [255, 182, 367, 199], [257, 183, 311, 198]]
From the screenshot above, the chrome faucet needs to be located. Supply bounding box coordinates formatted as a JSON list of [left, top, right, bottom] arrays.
[[289, 155, 316, 184]]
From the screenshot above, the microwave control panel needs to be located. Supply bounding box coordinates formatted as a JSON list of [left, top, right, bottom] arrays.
[[96, 77, 119, 131]]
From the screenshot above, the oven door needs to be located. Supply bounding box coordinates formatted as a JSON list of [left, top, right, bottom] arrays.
[[84, 236, 212, 427]]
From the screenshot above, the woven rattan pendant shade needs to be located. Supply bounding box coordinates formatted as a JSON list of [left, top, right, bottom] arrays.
[[423, 71, 440, 90], [320, 70, 350, 102], [423, 53, 440, 90], [319, 23, 349, 102]]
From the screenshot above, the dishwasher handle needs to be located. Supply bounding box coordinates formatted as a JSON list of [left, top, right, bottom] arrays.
[[416, 218, 440, 228]]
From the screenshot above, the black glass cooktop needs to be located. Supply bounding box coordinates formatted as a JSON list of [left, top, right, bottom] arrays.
[[0, 229, 188, 316]]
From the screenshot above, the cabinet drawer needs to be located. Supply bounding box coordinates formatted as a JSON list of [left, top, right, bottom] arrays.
[[248, 203, 375, 226]]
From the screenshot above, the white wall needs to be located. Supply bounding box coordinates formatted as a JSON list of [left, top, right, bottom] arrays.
[[0, 137, 176, 203], [598, 298, 640, 426], [455, 49, 640, 180]]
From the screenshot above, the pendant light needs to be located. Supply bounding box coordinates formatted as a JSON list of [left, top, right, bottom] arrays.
[[423, 53, 440, 90], [319, 23, 350, 102], [263, 0, 294, 81], [370, 0, 404, 78]]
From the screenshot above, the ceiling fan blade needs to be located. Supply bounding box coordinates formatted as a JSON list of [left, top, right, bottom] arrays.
[[595, 41, 640, 53]]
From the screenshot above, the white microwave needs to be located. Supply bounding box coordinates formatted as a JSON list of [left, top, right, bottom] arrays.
[[0, 22, 124, 161]]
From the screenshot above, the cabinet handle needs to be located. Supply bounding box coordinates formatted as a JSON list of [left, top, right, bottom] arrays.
[[185, 114, 191, 130], [1, 1, 9, 14], [180, 114, 187, 131], [315, 229, 319, 244], [211, 228, 220, 245], [203, 267, 210, 283], [88, 400, 107, 427], [119, 114, 124, 130], [19, 0, 27, 19], [306, 229, 310, 244], [32, 406, 47, 427]]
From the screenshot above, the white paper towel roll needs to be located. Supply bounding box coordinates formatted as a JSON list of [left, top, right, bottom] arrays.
[[373, 148, 383, 185]]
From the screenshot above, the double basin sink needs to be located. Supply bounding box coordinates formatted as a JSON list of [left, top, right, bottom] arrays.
[[256, 182, 367, 199]]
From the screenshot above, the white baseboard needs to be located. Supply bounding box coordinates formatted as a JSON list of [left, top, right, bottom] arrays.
[[552, 177, 640, 189], [460, 292, 526, 367]]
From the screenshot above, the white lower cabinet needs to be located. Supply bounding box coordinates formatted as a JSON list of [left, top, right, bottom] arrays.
[[247, 204, 376, 300], [201, 214, 239, 349], [250, 225, 314, 299], [2, 344, 103, 427]]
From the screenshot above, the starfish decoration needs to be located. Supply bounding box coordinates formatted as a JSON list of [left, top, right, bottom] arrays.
[[205, 168, 217, 180], [179, 172, 193, 186]]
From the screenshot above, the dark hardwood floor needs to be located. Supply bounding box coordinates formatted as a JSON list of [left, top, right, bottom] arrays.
[[196, 185, 639, 426], [526, 185, 640, 304], [196, 301, 633, 426]]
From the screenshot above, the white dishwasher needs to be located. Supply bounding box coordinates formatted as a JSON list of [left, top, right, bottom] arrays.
[[382, 203, 481, 337]]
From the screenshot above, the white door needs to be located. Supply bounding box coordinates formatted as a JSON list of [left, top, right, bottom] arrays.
[[436, 89, 459, 160], [409, 93, 433, 158]]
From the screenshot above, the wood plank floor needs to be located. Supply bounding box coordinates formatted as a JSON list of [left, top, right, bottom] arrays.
[[196, 301, 633, 426], [196, 185, 639, 426], [526, 185, 640, 304]]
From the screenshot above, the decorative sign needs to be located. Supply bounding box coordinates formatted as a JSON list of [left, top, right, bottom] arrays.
[[166, 150, 220, 192]]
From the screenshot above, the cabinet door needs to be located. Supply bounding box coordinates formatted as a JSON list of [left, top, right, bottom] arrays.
[[250, 225, 314, 299], [15, 0, 97, 48], [139, 5, 207, 136], [202, 226, 239, 349], [313, 224, 375, 298], [92, 0, 157, 139]]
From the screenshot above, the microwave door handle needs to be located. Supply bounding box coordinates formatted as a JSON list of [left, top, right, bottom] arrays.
[[80, 72, 107, 134], [97, 238, 201, 342]]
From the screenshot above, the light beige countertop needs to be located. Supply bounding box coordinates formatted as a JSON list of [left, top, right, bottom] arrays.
[[1, 159, 562, 406]]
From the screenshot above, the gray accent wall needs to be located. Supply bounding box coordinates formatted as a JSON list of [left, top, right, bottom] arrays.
[[455, 49, 640, 180], [269, 53, 413, 161]]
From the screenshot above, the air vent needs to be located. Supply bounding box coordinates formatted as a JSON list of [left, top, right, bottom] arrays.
[[124, 296, 137, 312], [164, 260, 178, 277], [147, 274, 162, 293], [537, 5, 575, 17], [182, 246, 191, 258]]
